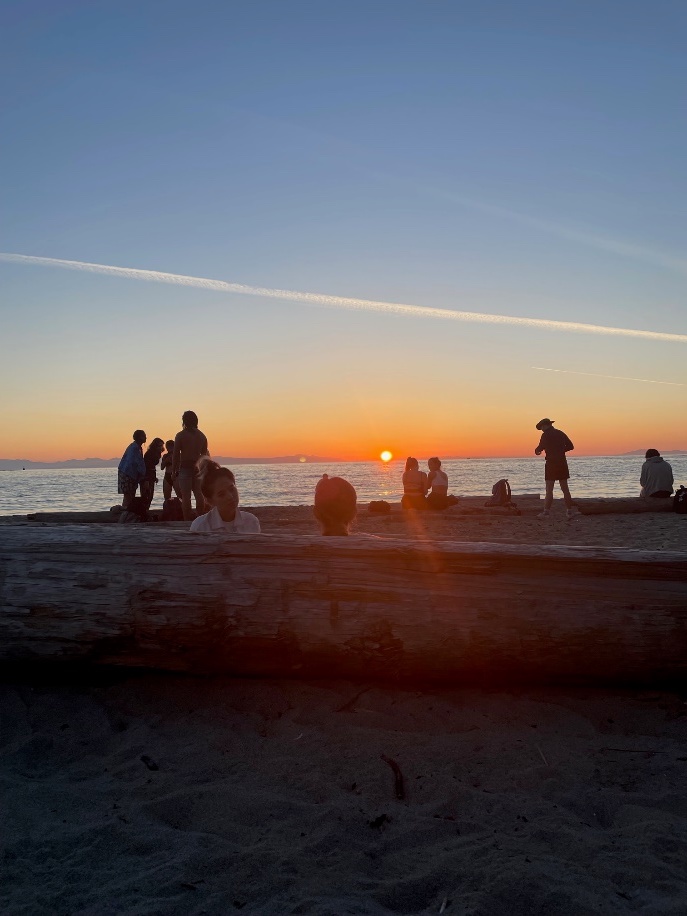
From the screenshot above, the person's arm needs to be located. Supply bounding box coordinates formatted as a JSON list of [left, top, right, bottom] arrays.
[[534, 434, 544, 456], [201, 433, 209, 457], [427, 470, 436, 490], [172, 433, 182, 477], [564, 435, 574, 452], [136, 448, 146, 481], [640, 463, 648, 488], [421, 472, 429, 495], [668, 465, 674, 487]]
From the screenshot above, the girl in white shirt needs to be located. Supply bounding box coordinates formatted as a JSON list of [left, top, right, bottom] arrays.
[[190, 460, 261, 533], [426, 457, 459, 511]]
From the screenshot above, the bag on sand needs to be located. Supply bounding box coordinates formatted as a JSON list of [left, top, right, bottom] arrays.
[[674, 486, 687, 515], [368, 500, 391, 515], [162, 496, 184, 521], [118, 496, 149, 524], [484, 478, 516, 508]]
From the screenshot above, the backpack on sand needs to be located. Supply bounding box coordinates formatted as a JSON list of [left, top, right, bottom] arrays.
[[118, 496, 149, 524], [674, 486, 687, 515], [161, 496, 184, 521], [485, 478, 516, 508]]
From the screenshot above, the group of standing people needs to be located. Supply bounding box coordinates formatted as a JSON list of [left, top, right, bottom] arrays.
[[118, 410, 210, 520]]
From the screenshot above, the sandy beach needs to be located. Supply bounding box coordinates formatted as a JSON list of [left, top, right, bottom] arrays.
[[2, 506, 686, 914]]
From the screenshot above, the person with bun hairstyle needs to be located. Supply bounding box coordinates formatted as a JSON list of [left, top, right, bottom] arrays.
[[401, 457, 428, 510], [189, 459, 261, 533], [426, 457, 459, 510], [314, 474, 358, 536]]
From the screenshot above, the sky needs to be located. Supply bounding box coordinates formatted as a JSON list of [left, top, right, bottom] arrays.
[[1, 0, 686, 461]]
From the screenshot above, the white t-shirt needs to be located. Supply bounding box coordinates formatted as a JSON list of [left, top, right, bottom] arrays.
[[190, 506, 261, 534]]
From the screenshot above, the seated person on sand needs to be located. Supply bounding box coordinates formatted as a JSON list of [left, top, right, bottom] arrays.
[[640, 449, 674, 498], [172, 410, 210, 520], [160, 440, 181, 500], [190, 459, 261, 533], [314, 474, 358, 535], [117, 429, 147, 510], [425, 457, 459, 510], [401, 457, 428, 510]]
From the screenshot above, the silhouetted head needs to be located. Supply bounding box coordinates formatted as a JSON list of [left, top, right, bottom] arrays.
[[428, 457, 441, 471], [133, 430, 147, 445], [405, 457, 419, 472], [314, 474, 357, 536], [645, 448, 661, 460], [182, 410, 199, 429], [536, 418, 554, 431], [146, 437, 165, 455], [165, 439, 175, 451]]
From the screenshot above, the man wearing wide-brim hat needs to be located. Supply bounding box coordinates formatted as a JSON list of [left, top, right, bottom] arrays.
[[534, 418, 576, 518]]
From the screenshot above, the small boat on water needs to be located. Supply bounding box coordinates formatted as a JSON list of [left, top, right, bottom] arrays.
[[1, 526, 685, 686]]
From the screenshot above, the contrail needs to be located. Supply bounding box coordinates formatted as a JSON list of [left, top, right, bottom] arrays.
[[2, 251, 687, 344], [532, 366, 685, 386]]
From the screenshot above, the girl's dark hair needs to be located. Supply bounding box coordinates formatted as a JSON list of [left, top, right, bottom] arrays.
[[165, 439, 175, 450], [198, 457, 235, 499], [182, 410, 199, 428], [314, 474, 357, 536], [133, 429, 146, 443], [428, 456, 441, 468], [147, 437, 165, 453], [405, 457, 419, 472], [645, 448, 661, 459]]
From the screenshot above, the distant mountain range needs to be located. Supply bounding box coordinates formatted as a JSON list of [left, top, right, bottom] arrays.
[[0, 455, 334, 470], [620, 449, 687, 456]]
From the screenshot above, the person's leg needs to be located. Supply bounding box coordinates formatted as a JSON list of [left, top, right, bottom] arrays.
[[162, 476, 171, 501], [121, 477, 136, 510], [178, 472, 194, 521], [544, 480, 555, 510], [192, 475, 205, 517], [559, 479, 573, 508]]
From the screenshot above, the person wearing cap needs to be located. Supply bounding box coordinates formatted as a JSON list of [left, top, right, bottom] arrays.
[[534, 418, 576, 518]]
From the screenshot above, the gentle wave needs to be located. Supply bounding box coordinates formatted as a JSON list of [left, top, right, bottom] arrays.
[[1, 456, 685, 515]]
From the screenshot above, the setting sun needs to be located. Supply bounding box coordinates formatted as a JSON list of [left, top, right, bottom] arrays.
[[380, 451, 393, 462]]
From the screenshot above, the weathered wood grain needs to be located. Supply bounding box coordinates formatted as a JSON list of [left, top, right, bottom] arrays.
[[1, 527, 686, 684]]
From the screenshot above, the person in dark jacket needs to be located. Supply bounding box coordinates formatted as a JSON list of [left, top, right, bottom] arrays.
[[140, 438, 165, 509], [534, 418, 576, 518], [117, 430, 147, 510]]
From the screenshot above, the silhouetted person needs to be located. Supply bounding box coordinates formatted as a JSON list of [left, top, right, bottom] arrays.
[[172, 410, 209, 520], [118, 430, 146, 510], [640, 449, 674, 498], [160, 439, 181, 500], [140, 437, 165, 509], [402, 457, 428, 510], [534, 418, 576, 518], [426, 457, 460, 510]]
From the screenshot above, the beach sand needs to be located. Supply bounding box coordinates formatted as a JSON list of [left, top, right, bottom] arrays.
[[3, 676, 687, 915], [2, 506, 686, 914]]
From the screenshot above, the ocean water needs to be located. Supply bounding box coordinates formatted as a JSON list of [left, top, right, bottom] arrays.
[[1, 456, 685, 515]]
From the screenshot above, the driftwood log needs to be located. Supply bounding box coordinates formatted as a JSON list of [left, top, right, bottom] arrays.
[[574, 497, 675, 515], [1, 526, 686, 685]]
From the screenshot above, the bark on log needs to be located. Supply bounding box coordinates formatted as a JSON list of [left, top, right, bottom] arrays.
[[575, 498, 675, 515], [1, 527, 686, 685]]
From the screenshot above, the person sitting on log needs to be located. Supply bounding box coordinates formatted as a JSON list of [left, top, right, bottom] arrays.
[[426, 457, 460, 510], [117, 429, 147, 510], [190, 459, 261, 533], [314, 474, 358, 536], [401, 457, 428, 510], [640, 449, 674, 498], [140, 438, 165, 510]]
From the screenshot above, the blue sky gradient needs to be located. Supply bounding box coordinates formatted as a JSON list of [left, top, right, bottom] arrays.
[[2, 0, 686, 458]]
